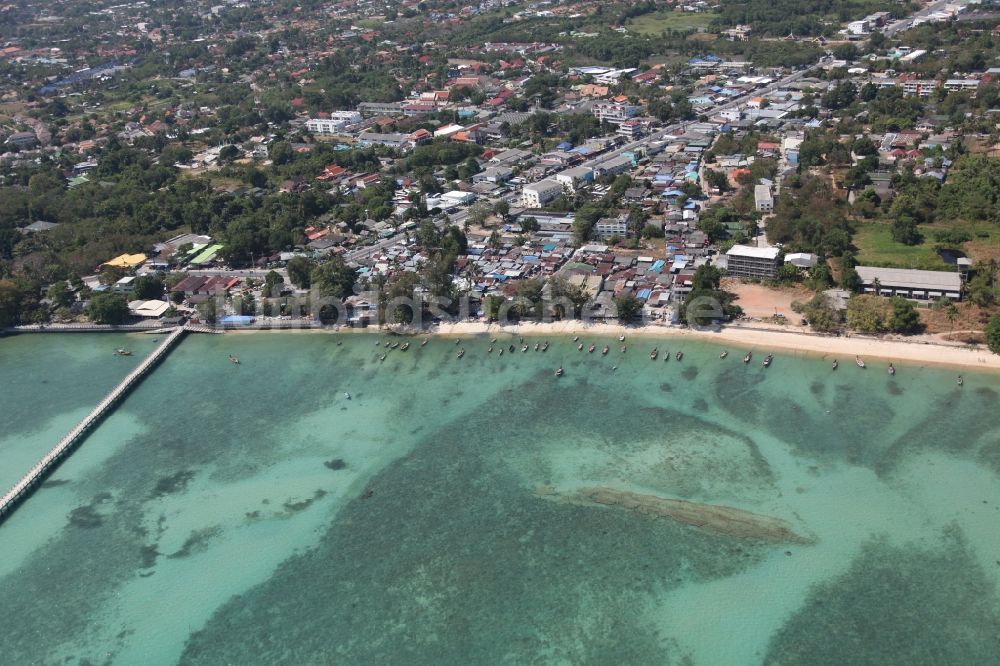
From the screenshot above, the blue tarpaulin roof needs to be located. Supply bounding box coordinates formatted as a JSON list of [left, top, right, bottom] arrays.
[[557, 141, 573, 150], [637, 289, 652, 300], [543, 243, 557, 251], [650, 259, 665, 273]]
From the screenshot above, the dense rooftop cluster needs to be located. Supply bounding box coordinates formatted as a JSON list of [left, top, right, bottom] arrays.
[[0, 0, 998, 339]]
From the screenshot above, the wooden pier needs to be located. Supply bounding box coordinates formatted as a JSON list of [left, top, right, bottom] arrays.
[[0, 326, 188, 522]]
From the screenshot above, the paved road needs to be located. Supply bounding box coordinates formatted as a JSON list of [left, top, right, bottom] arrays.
[[882, 0, 970, 36]]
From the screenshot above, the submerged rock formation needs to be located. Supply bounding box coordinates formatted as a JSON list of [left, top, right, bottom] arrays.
[[538, 486, 812, 545]]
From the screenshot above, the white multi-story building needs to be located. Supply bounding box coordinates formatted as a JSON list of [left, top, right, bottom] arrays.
[[726, 245, 781, 279], [306, 111, 362, 135], [521, 179, 563, 207], [754, 184, 774, 213], [330, 110, 362, 125], [617, 120, 643, 141], [944, 78, 980, 95], [593, 215, 628, 239], [554, 166, 594, 193], [592, 102, 638, 125], [901, 79, 937, 97]]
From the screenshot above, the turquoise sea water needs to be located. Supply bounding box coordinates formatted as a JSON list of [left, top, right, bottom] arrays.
[[1, 331, 1000, 665]]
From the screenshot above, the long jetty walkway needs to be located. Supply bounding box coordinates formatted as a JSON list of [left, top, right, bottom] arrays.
[[0, 325, 189, 521]]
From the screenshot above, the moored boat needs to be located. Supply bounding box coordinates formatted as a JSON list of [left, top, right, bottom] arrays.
[[720, 350, 728, 359], [488, 345, 494, 353], [957, 375, 964, 386], [832, 359, 839, 370], [578, 343, 584, 351], [763, 354, 773, 368], [534, 342, 540, 351], [620, 345, 627, 353], [457, 348, 465, 359], [675, 351, 683, 361], [619, 335, 625, 342], [344, 392, 351, 400], [887, 363, 895, 376], [421, 338, 429, 347], [542, 341, 549, 352], [228, 354, 240, 365], [115, 348, 132, 356], [650, 348, 658, 360], [856, 356, 866, 368], [400, 343, 409, 351], [589, 344, 596, 353], [602, 345, 609, 355], [555, 366, 564, 377], [743, 351, 752, 364]]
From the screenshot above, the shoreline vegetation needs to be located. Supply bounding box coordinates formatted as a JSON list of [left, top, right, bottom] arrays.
[[7, 318, 999, 371]]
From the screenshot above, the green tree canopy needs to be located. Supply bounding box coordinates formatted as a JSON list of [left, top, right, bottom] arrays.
[[986, 313, 1000, 355], [87, 292, 129, 324], [311, 256, 356, 298], [131, 275, 165, 300], [614, 292, 643, 324], [286, 257, 313, 289]]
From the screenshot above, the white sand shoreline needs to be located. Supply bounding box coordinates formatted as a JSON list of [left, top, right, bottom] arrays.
[[225, 320, 1000, 372]]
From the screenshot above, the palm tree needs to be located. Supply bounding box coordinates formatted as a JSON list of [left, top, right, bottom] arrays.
[[946, 302, 958, 331]]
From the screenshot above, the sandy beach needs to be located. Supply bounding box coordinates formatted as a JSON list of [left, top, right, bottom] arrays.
[[208, 317, 999, 371], [422, 320, 1000, 372]]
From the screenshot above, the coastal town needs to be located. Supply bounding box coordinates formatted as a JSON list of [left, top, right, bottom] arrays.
[[0, 0, 999, 355], [8, 2, 1000, 664]]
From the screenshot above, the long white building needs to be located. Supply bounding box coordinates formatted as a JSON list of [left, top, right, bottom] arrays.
[[306, 111, 363, 135], [856, 266, 962, 300]]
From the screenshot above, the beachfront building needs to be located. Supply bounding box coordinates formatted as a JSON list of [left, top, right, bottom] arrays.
[[856, 266, 962, 301], [725, 245, 780, 279]]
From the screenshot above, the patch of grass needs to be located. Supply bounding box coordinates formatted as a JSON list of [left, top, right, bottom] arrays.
[[959, 225, 1000, 264], [856, 221, 1000, 268], [853, 222, 947, 270], [627, 10, 717, 36]]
